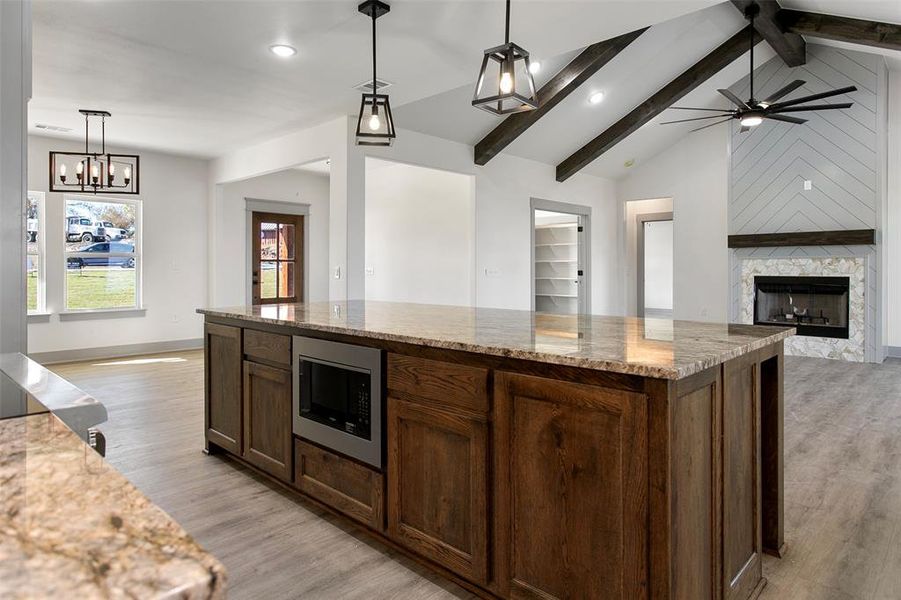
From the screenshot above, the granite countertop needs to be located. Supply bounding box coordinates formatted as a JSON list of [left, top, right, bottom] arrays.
[[0, 412, 226, 599], [198, 301, 795, 380]]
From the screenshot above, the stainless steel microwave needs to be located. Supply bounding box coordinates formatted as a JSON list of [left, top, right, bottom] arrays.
[[292, 336, 383, 469]]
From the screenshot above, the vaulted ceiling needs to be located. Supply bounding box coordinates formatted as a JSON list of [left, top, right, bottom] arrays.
[[30, 0, 900, 177]]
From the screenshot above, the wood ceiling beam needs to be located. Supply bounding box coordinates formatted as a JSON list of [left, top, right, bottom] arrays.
[[473, 28, 648, 166], [779, 10, 901, 52], [555, 26, 762, 183], [730, 0, 806, 67]]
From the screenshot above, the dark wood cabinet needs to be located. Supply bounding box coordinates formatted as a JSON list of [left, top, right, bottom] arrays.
[[243, 360, 294, 482], [295, 439, 384, 531], [204, 323, 243, 455], [494, 372, 649, 600], [722, 352, 762, 600], [386, 353, 490, 586]]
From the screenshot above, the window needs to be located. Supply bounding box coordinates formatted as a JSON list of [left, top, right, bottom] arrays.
[[64, 196, 140, 311], [251, 211, 302, 304], [26, 191, 45, 313]]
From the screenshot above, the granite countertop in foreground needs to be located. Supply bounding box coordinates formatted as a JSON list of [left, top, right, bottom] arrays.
[[0, 412, 226, 599], [198, 301, 795, 380]]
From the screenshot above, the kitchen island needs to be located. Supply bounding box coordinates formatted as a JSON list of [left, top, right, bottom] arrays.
[[198, 301, 793, 600]]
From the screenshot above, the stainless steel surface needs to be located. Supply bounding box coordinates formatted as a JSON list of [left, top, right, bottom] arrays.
[[0, 352, 107, 440], [292, 336, 383, 469]]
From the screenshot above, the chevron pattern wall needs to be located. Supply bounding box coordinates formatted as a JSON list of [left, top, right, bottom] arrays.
[[729, 44, 879, 235]]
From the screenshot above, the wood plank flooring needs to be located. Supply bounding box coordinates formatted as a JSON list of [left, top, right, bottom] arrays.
[[50, 351, 901, 599]]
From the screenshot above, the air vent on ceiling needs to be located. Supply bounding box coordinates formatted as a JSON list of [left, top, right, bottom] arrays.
[[35, 123, 74, 133], [353, 78, 392, 93]]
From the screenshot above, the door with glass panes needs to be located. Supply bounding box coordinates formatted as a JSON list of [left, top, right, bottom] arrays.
[[251, 212, 303, 305]]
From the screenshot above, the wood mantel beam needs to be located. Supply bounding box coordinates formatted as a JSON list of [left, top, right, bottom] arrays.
[[730, 0, 806, 67], [473, 28, 647, 166], [779, 10, 901, 52], [555, 26, 762, 183]]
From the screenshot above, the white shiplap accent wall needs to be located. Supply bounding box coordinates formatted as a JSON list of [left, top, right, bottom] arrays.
[[727, 45, 886, 362]]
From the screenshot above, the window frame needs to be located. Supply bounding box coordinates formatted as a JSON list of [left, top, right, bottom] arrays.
[[26, 191, 46, 314], [63, 195, 143, 313]]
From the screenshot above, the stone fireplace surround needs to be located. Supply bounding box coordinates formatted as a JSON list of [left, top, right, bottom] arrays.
[[733, 249, 875, 362]]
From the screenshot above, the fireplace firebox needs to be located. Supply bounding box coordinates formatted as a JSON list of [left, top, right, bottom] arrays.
[[754, 276, 850, 339]]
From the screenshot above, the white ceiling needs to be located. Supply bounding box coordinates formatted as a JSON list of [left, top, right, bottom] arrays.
[[30, 0, 718, 158], [29, 0, 899, 177]]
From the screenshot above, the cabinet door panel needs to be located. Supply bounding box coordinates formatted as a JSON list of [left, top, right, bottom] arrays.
[[243, 360, 293, 482], [387, 397, 488, 585], [495, 372, 648, 600], [723, 353, 762, 600], [205, 323, 242, 454]]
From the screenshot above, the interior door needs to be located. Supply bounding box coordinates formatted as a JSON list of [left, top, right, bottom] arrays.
[[251, 211, 303, 305]]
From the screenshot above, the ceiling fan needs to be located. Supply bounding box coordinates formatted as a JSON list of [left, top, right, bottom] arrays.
[[662, 3, 857, 133]]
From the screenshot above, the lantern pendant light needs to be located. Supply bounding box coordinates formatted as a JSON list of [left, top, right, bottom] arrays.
[[355, 0, 396, 146], [472, 0, 538, 115]]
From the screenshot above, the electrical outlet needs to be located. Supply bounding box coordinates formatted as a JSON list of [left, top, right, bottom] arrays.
[[803, 180, 812, 191]]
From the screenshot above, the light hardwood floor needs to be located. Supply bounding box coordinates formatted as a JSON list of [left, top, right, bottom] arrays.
[[51, 351, 901, 600]]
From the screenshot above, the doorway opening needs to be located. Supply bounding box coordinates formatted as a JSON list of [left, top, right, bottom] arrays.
[[531, 199, 590, 315], [637, 213, 673, 318], [251, 211, 303, 305]]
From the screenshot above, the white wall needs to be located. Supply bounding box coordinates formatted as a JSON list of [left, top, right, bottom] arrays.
[[361, 127, 620, 314], [213, 119, 621, 315], [0, 0, 30, 353], [622, 197, 673, 316], [364, 159, 474, 306], [617, 124, 730, 322], [643, 219, 673, 311], [27, 135, 210, 354], [215, 169, 330, 307], [887, 68, 901, 349]]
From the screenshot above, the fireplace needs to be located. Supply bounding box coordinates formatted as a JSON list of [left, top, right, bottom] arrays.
[[754, 276, 850, 339]]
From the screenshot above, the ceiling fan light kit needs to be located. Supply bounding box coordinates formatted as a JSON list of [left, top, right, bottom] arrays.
[[472, 0, 538, 115], [355, 0, 396, 146], [662, 2, 857, 134], [49, 110, 140, 195]]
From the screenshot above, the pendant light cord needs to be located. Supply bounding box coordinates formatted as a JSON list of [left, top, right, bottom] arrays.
[[372, 9, 377, 105], [504, 0, 511, 44]]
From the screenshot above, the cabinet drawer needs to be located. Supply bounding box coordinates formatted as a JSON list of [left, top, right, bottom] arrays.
[[295, 439, 385, 531], [388, 354, 489, 414], [243, 328, 291, 367]]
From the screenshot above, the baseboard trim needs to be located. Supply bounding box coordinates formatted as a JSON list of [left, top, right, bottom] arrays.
[[886, 346, 901, 359], [29, 338, 203, 365]]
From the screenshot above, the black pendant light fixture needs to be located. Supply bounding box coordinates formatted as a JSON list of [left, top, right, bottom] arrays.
[[472, 0, 538, 115], [662, 3, 856, 133], [355, 0, 396, 146], [49, 110, 140, 194]]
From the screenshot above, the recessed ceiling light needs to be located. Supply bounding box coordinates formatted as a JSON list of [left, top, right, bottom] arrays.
[[589, 91, 605, 105], [269, 44, 297, 58], [529, 61, 541, 74]]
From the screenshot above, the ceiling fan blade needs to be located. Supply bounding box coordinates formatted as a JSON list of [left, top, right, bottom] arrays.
[[740, 126, 751, 133], [768, 86, 857, 110], [766, 114, 807, 125], [690, 118, 734, 133], [717, 89, 749, 109], [668, 106, 733, 112], [773, 103, 853, 114], [661, 114, 732, 125], [763, 80, 805, 104]]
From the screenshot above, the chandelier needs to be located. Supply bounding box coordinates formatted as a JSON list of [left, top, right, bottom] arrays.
[[49, 110, 140, 195]]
